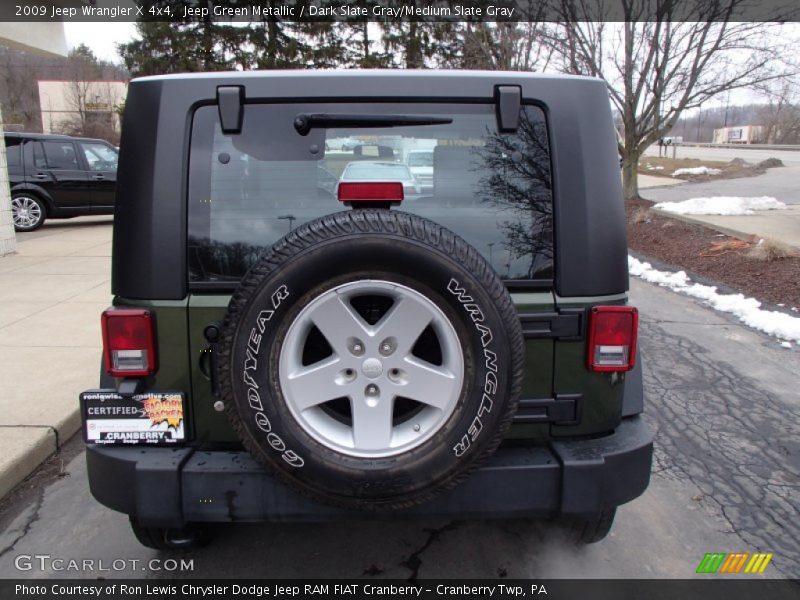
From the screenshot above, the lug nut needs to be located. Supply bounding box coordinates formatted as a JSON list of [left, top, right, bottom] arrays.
[[365, 384, 379, 407], [379, 338, 396, 356], [413, 424, 421, 432], [349, 338, 366, 356]]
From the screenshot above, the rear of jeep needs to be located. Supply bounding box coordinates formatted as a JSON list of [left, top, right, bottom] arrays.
[[80, 71, 652, 549]]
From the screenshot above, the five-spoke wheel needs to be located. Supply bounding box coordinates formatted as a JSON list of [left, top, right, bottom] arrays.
[[279, 280, 464, 457]]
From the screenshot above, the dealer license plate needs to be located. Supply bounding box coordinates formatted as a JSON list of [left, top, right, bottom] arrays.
[[80, 390, 186, 445]]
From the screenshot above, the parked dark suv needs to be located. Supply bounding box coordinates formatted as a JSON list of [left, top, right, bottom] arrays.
[[4, 132, 118, 231], [80, 71, 653, 549]]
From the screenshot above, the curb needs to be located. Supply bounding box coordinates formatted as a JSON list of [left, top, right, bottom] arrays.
[[650, 207, 800, 250], [0, 414, 81, 500], [628, 249, 800, 320], [0, 427, 58, 499], [648, 209, 760, 243]]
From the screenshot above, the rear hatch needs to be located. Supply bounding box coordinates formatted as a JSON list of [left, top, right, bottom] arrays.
[[183, 100, 556, 444]]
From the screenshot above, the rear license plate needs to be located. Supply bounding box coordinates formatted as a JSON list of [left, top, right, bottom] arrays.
[[80, 390, 185, 445]]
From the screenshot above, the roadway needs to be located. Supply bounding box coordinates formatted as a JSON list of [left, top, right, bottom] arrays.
[[643, 144, 800, 167]]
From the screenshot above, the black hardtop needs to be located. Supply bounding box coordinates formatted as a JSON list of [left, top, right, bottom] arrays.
[[113, 69, 628, 300]]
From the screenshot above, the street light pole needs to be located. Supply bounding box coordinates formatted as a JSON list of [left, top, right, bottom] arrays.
[[724, 89, 731, 128], [278, 214, 296, 233], [695, 110, 700, 142]]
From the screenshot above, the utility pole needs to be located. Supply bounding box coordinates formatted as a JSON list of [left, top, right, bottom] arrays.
[[724, 90, 731, 127], [695, 109, 704, 142], [278, 214, 296, 233]]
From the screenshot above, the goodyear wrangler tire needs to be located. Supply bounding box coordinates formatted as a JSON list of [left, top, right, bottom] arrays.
[[218, 209, 524, 510]]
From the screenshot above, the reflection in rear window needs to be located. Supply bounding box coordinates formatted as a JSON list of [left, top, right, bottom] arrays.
[[342, 163, 412, 180], [188, 102, 553, 284], [4, 138, 21, 167], [408, 152, 433, 167]]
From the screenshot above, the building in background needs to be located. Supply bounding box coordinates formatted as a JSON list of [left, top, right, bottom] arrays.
[[0, 21, 68, 256], [39, 80, 127, 141], [0, 22, 68, 59], [713, 125, 765, 144]]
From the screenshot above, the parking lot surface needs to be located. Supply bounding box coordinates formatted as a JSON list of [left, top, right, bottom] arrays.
[[0, 217, 111, 497], [0, 276, 796, 579]]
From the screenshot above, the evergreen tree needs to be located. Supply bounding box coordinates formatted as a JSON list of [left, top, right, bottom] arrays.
[[119, 1, 355, 75], [380, 18, 461, 69], [118, 1, 245, 76]]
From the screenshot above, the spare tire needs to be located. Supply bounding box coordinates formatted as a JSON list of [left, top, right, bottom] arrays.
[[217, 209, 524, 510]]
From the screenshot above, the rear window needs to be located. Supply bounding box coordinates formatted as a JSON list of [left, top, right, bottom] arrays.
[[4, 137, 21, 167], [342, 162, 412, 180], [188, 102, 553, 285], [408, 152, 433, 167]]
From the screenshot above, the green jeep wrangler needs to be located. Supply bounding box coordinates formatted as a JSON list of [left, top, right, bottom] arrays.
[[80, 70, 652, 549]]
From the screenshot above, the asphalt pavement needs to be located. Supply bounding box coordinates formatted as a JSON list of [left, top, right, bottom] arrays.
[[642, 165, 800, 206], [638, 152, 800, 248], [643, 145, 800, 167], [0, 216, 111, 498], [0, 277, 796, 580]]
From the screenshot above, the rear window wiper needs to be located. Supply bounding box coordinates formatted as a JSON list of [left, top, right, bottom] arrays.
[[293, 113, 453, 136]]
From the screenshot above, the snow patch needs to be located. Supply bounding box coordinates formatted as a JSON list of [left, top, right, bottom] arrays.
[[672, 166, 722, 176], [653, 196, 787, 216], [628, 256, 800, 344]]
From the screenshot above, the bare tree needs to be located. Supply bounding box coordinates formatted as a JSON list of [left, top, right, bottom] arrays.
[[540, 0, 797, 199], [755, 80, 800, 144], [459, 22, 554, 71], [0, 47, 46, 131], [54, 46, 123, 143]]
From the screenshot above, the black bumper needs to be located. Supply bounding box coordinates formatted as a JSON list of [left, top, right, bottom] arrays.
[[86, 415, 653, 528]]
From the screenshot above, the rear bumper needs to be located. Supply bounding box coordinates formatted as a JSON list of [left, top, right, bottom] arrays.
[[86, 415, 653, 527]]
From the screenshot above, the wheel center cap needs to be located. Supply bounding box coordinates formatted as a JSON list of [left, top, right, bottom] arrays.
[[361, 358, 383, 379]]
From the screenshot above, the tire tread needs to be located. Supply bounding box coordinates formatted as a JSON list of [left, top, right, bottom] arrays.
[[217, 209, 525, 511]]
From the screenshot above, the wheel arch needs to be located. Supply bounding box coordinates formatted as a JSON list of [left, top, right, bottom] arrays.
[[10, 185, 54, 214]]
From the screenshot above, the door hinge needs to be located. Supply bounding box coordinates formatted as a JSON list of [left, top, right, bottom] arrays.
[[217, 86, 244, 134], [513, 394, 582, 425], [519, 309, 584, 340]]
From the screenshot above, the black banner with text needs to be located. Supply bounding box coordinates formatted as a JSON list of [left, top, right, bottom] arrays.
[[4, 579, 800, 600]]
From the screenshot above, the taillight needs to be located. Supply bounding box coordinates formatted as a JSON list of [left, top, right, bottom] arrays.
[[101, 309, 157, 377], [587, 306, 638, 372], [338, 182, 404, 203]]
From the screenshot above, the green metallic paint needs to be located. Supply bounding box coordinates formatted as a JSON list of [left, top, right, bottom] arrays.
[[549, 293, 629, 437], [506, 291, 554, 441], [124, 289, 629, 445], [188, 295, 239, 442], [112, 297, 195, 435]]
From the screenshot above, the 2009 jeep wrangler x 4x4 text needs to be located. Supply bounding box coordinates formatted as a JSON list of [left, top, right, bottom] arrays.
[[80, 70, 652, 549]]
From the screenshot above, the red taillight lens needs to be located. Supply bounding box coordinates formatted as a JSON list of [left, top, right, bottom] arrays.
[[101, 309, 157, 377], [338, 182, 404, 203], [587, 306, 638, 372]]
